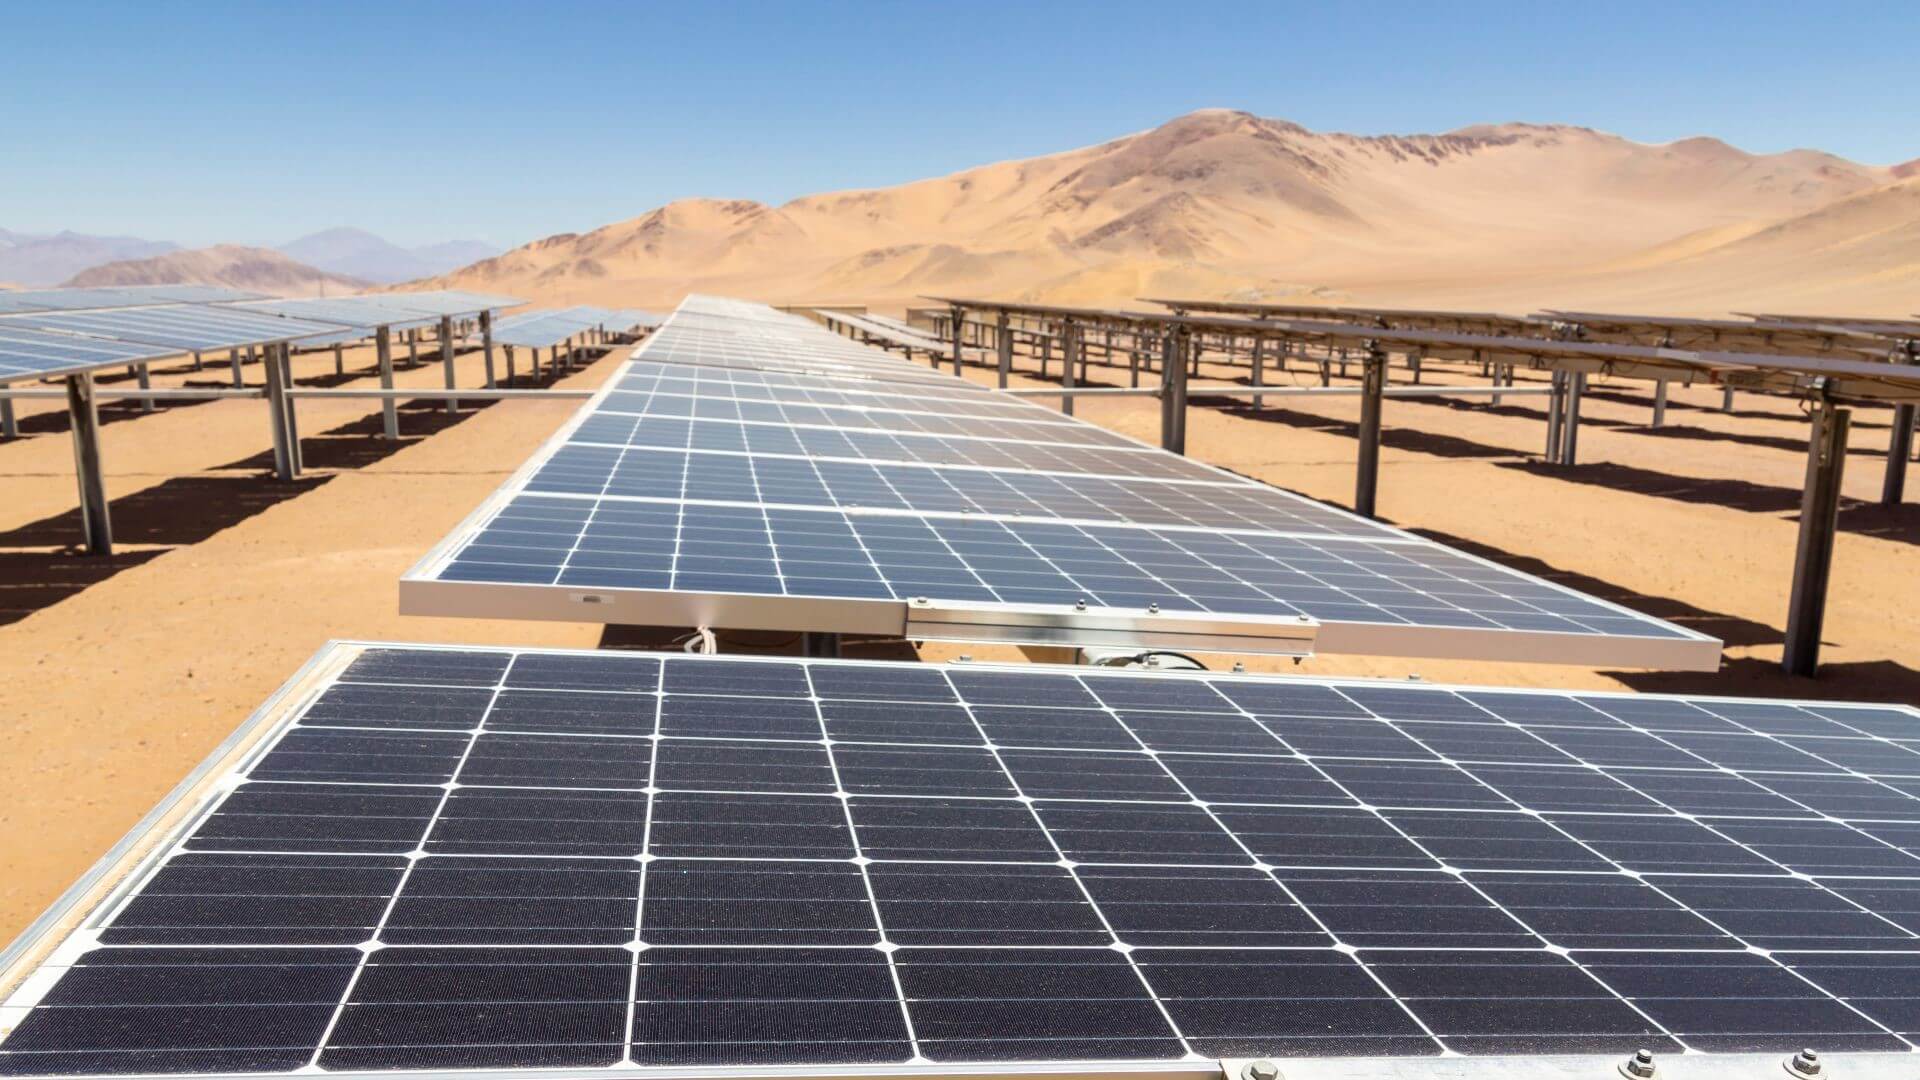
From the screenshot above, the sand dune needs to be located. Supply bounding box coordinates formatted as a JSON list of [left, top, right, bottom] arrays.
[[418, 109, 1912, 315], [62, 243, 368, 297]]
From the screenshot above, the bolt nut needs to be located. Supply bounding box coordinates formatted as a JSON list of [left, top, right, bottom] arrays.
[[1241, 1061, 1281, 1080], [1075, 598, 1088, 611], [1786, 1049, 1821, 1078], [1620, 1049, 1657, 1079], [1147, 602, 1160, 614]]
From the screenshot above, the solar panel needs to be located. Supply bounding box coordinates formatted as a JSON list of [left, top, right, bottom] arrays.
[[6, 640, 1920, 1077], [2, 306, 346, 353], [0, 285, 268, 315], [490, 306, 626, 348], [405, 297, 1720, 668], [0, 327, 180, 384]]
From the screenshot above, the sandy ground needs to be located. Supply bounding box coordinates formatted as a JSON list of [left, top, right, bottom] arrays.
[[0, 331, 1916, 941]]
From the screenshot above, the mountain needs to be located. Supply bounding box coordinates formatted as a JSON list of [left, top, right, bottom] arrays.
[[418, 109, 1918, 316], [63, 245, 369, 297], [278, 228, 502, 284], [0, 230, 178, 287]]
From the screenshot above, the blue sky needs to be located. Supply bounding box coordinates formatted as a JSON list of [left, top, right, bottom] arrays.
[[4, 1, 1915, 250]]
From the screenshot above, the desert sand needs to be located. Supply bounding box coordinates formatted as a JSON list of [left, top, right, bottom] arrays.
[[425, 110, 1920, 316], [2, 108, 1918, 943]]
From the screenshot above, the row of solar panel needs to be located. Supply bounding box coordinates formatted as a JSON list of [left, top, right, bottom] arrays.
[[0, 289, 524, 384], [407, 298, 1720, 666], [489, 305, 661, 348], [5, 644, 1919, 1077]]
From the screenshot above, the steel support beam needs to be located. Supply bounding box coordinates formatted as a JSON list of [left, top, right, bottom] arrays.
[[376, 326, 399, 441], [132, 363, 154, 413], [333, 343, 344, 377], [480, 310, 497, 389], [1783, 401, 1851, 677], [263, 340, 296, 481], [280, 343, 302, 473], [1159, 331, 1189, 455], [1059, 320, 1077, 417], [1560, 371, 1586, 466], [66, 373, 112, 556], [995, 310, 1012, 389], [1652, 380, 1668, 428], [802, 632, 840, 658], [230, 348, 244, 388], [1355, 345, 1387, 519], [440, 315, 458, 414], [1884, 403, 1914, 506], [0, 397, 15, 439], [948, 304, 965, 375], [1545, 372, 1567, 462], [1250, 338, 1265, 409]]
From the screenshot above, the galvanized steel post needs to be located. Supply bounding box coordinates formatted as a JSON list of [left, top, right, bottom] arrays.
[[66, 372, 112, 556], [1783, 399, 1851, 677]]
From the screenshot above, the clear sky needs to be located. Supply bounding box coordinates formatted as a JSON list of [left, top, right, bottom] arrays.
[[4, 0, 1915, 250]]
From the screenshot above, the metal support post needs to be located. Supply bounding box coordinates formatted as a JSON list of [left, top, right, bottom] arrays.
[[1884, 402, 1915, 506], [67, 373, 112, 556], [1652, 380, 1668, 428], [995, 310, 1012, 389], [232, 348, 247, 388], [1059, 320, 1077, 417], [333, 343, 344, 377], [1783, 401, 1851, 677], [504, 345, 517, 386], [1250, 338, 1265, 409], [263, 339, 295, 481], [280, 343, 302, 472], [1545, 371, 1567, 463], [408, 329, 419, 368], [376, 326, 399, 441], [132, 364, 154, 413], [480, 309, 497, 389], [440, 315, 458, 414], [948, 304, 965, 374], [1560, 372, 1586, 466], [1722, 385, 1735, 412], [0, 398, 15, 439], [802, 632, 840, 658], [1355, 345, 1387, 519], [1038, 334, 1050, 378], [1159, 330, 1190, 455], [192, 351, 204, 372]]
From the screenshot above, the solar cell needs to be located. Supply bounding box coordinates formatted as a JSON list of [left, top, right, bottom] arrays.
[[406, 296, 1720, 667], [6, 641, 1920, 1077]]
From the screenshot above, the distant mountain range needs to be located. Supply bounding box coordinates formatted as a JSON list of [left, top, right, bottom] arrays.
[[0, 230, 179, 287], [63, 245, 370, 297], [418, 109, 1920, 316], [0, 226, 501, 290], [277, 228, 502, 284]]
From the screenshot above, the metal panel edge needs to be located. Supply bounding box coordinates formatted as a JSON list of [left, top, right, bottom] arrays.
[[1313, 620, 1724, 672], [400, 576, 909, 636]]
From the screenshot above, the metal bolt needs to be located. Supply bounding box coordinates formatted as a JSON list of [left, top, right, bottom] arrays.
[[1242, 1061, 1281, 1080], [1231, 661, 1246, 673], [1786, 1049, 1821, 1078], [1619, 1049, 1656, 1079], [1075, 598, 1088, 611], [1147, 602, 1160, 614]]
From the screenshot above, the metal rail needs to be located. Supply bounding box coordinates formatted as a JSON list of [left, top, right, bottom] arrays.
[[1003, 384, 1555, 399]]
